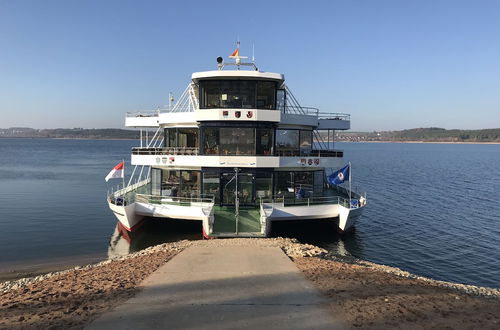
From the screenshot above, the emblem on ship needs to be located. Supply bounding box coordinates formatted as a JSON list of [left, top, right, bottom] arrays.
[[247, 111, 253, 118]]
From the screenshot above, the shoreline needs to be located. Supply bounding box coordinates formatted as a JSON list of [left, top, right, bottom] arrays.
[[1, 239, 499, 329], [336, 140, 500, 145], [2, 136, 500, 144]]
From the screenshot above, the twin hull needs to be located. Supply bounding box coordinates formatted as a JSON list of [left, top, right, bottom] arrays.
[[108, 197, 364, 236]]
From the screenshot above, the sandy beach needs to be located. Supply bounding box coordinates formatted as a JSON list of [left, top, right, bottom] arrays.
[[1, 238, 499, 329]]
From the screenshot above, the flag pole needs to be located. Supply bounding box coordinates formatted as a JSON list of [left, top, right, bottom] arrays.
[[122, 159, 125, 190], [349, 162, 352, 203]]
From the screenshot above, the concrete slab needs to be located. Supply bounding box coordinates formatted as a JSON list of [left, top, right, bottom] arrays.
[[86, 246, 344, 330]]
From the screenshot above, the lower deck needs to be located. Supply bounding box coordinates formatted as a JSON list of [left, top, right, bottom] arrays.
[[110, 177, 363, 237]]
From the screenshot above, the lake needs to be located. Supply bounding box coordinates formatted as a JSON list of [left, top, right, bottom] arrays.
[[0, 138, 499, 288]]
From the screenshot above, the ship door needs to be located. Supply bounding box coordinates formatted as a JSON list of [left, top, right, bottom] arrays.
[[221, 171, 254, 206]]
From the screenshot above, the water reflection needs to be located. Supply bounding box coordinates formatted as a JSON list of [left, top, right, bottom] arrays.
[[108, 219, 203, 259], [270, 219, 363, 258]]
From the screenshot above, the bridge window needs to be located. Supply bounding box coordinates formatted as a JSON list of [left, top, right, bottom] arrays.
[[200, 80, 277, 109]]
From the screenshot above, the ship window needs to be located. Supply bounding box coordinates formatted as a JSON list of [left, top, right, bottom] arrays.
[[220, 128, 255, 155], [200, 80, 277, 109], [256, 81, 276, 109], [165, 128, 199, 149], [256, 128, 273, 156], [294, 172, 313, 195], [180, 171, 200, 198], [299, 130, 312, 155], [151, 168, 162, 195], [256, 172, 272, 200], [178, 128, 198, 148], [202, 172, 220, 203], [313, 170, 324, 197], [161, 170, 180, 197], [203, 128, 219, 155], [274, 171, 295, 203], [276, 129, 299, 156]]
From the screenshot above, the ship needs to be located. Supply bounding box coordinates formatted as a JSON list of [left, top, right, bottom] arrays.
[[107, 45, 366, 237]]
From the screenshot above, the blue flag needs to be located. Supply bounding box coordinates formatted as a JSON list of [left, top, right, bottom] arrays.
[[327, 164, 350, 185]]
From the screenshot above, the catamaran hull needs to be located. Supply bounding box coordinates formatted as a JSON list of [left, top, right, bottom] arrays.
[[108, 200, 144, 232]]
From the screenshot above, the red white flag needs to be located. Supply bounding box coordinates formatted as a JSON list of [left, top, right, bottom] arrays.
[[105, 162, 124, 182], [229, 48, 239, 58]]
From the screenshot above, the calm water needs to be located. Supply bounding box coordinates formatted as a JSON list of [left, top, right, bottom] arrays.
[[0, 139, 499, 288]]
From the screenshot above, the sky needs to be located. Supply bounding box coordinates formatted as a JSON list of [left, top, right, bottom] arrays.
[[1, 0, 499, 131]]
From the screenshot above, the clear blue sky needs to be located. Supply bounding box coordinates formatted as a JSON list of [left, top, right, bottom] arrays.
[[1, 0, 499, 131]]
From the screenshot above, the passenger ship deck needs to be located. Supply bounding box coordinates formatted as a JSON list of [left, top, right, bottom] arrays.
[[106, 48, 366, 237]]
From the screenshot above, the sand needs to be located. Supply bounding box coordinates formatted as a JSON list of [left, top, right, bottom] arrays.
[[1, 238, 499, 329]]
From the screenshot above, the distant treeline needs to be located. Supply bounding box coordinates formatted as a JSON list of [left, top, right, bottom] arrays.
[[0, 127, 140, 139], [336, 128, 500, 143]]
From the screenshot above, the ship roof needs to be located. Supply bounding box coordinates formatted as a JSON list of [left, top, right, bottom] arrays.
[[191, 70, 284, 83]]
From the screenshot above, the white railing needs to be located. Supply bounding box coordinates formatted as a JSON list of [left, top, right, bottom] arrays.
[[318, 112, 350, 121], [282, 106, 319, 116], [126, 110, 160, 117], [135, 193, 215, 208]]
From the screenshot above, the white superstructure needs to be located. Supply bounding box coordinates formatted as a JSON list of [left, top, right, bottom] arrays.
[[107, 47, 366, 236]]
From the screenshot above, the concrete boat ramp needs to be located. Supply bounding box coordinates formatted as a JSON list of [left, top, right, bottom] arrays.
[[86, 245, 344, 329]]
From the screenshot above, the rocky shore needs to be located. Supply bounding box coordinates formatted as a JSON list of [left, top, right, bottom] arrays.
[[1, 238, 499, 329]]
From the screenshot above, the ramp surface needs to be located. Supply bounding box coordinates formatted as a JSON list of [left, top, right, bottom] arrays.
[[86, 245, 343, 329]]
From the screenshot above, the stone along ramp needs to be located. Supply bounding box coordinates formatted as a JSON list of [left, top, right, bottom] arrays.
[[86, 245, 343, 329]]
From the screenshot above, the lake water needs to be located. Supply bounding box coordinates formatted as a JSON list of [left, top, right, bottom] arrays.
[[0, 138, 499, 288]]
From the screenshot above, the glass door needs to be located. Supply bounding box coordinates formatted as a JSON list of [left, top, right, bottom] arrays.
[[221, 173, 237, 205], [221, 172, 254, 206], [237, 173, 254, 205]]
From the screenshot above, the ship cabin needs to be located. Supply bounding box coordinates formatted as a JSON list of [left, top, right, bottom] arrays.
[[125, 66, 352, 211]]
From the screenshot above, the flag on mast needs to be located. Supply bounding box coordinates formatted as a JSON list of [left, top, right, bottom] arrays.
[[327, 164, 350, 185], [229, 47, 239, 58], [105, 161, 124, 182]]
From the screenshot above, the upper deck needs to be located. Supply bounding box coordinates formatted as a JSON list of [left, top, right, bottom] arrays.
[[125, 55, 350, 131]]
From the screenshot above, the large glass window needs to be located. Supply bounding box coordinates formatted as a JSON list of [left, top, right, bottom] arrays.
[[180, 171, 200, 197], [151, 168, 162, 195], [165, 128, 199, 149], [257, 81, 276, 109], [203, 128, 219, 155], [256, 128, 273, 156], [201, 127, 273, 156], [256, 172, 272, 200], [178, 128, 198, 148], [314, 170, 324, 197], [276, 129, 299, 156], [202, 172, 220, 203], [294, 171, 313, 197], [202, 81, 221, 108], [274, 171, 295, 203], [200, 80, 277, 109], [220, 128, 255, 155], [161, 170, 180, 197], [299, 130, 312, 155]]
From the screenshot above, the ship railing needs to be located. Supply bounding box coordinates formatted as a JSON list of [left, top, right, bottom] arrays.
[[260, 195, 363, 209], [135, 193, 215, 207], [126, 110, 161, 117], [281, 106, 319, 116], [107, 178, 152, 206], [132, 147, 200, 156], [318, 112, 350, 121], [274, 149, 343, 157]]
